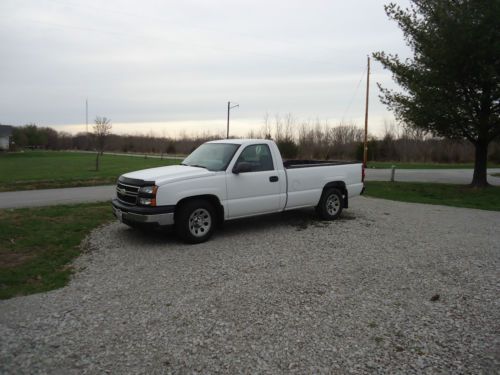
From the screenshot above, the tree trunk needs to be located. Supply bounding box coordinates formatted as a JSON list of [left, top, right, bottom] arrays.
[[95, 152, 100, 172], [470, 140, 489, 187]]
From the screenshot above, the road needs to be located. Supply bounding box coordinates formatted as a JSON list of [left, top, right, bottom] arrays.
[[0, 168, 499, 209], [0, 185, 115, 209], [366, 167, 500, 185], [67, 149, 185, 160]]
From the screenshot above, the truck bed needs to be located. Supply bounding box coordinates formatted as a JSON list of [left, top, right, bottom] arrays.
[[283, 159, 361, 169]]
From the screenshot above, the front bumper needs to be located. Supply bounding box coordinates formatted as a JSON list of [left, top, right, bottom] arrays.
[[112, 199, 175, 226]]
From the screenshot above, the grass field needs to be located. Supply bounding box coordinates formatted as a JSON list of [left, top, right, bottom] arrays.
[[0, 151, 181, 191], [0, 202, 112, 299], [364, 181, 500, 211], [367, 161, 500, 169]]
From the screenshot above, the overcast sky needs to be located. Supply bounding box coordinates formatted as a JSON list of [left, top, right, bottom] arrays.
[[0, 0, 412, 137]]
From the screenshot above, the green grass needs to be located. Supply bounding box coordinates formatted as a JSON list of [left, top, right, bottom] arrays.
[[364, 181, 500, 211], [367, 161, 500, 169], [0, 151, 181, 191], [0, 202, 113, 299]]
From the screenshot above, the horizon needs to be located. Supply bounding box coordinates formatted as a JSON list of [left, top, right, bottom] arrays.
[[5, 113, 396, 139]]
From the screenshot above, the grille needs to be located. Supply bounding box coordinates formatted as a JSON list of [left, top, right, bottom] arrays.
[[116, 182, 140, 205]]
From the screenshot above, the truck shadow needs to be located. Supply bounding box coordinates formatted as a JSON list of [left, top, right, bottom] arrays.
[[119, 208, 356, 244], [118, 209, 357, 245], [220, 209, 356, 236]]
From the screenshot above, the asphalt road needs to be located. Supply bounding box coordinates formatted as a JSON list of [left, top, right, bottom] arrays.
[[0, 185, 116, 209], [367, 168, 500, 185], [0, 169, 499, 209]]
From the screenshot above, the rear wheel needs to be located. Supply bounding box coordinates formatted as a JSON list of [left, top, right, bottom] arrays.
[[175, 199, 216, 243], [316, 188, 343, 220]]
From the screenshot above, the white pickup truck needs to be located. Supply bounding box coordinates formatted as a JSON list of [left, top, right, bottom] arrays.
[[112, 139, 364, 243]]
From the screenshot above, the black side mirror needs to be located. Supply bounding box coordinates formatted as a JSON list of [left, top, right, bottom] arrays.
[[232, 162, 253, 174]]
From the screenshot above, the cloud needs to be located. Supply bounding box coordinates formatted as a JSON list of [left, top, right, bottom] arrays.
[[0, 0, 411, 134]]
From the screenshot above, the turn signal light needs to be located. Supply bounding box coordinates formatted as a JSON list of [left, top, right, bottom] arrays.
[[139, 197, 157, 206]]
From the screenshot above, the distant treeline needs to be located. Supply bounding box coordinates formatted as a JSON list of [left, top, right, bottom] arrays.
[[8, 121, 500, 163]]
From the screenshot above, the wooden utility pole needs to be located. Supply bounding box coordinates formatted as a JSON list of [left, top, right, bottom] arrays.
[[226, 101, 239, 139], [226, 101, 230, 139], [86, 98, 88, 133], [363, 56, 370, 168]]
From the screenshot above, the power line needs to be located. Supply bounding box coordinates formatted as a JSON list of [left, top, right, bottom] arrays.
[[13, 16, 340, 68], [41, 0, 335, 61], [340, 67, 366, 122], [3, 1, 340, 68]]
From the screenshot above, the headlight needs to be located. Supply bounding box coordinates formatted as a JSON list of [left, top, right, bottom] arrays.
[[139, 185, 157, 194], [139, 197, 155, 206], [138, 185, 157, 206]]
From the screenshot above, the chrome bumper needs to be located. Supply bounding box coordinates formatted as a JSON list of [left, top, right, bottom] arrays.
[[112, 205, 174, 226]]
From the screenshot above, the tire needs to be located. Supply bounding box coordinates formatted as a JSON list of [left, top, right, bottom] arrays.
[[316, 188, 343, 220], [175, 199, 216, 244]]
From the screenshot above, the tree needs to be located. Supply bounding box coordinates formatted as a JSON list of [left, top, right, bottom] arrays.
[[93, 116, 112, 171], [12, 127, 28, 148], [373, 0, 500, 187]]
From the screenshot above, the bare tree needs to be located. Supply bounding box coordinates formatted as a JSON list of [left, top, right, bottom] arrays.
[[93, 116, 112, 171], [261, 112, 272, 139]]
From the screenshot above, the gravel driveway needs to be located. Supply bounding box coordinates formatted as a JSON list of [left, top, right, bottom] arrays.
[[1, 197, 499, 374]]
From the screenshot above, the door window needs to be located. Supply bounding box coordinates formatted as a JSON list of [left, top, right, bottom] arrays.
[[235, 144, 274, 172]]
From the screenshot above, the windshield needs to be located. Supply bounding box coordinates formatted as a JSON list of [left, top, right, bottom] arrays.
[[182, 143, 240, 171]]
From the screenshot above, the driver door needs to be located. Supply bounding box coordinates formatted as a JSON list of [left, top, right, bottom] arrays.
[[225, 144, 282, 218]]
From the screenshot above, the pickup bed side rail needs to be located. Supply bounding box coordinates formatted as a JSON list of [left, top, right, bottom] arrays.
[[283, 160, 362, 169]]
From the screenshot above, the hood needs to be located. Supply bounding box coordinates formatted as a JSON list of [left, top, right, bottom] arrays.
[[122, 165, 215, 185]]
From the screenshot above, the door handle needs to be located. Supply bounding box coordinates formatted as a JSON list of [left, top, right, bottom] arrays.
[[269, 176, 279, 182]]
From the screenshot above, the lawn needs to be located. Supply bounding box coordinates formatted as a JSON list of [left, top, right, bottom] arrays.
[[364, 181, 500, 211], [367, 161, 500, 169], [0, 151, 181, 191], [0, 202, 113, 299]]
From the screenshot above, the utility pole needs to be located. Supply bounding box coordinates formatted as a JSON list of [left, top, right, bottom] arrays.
[[363, 56, 370, 168], [86, 98, 88, 134], [226, 101, 239, 139]]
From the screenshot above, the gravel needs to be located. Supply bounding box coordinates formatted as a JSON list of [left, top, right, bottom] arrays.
[[1, 197, 499, 374]]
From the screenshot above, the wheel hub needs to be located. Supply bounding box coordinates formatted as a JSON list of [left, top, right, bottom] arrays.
[[188, 208, 212, 237], [326, 194, 340, 215]]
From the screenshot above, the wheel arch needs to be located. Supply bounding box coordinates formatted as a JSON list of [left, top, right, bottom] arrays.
[[321, 181, 348, 208], [175, 194, 224, 224]]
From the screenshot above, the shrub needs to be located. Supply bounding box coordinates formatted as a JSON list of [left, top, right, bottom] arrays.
[[277, 139, 299, 159]]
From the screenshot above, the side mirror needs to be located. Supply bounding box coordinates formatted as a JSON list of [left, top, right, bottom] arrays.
[[232, 162, 253, 174]]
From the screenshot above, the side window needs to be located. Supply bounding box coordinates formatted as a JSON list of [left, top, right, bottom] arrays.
[[236, 144, 274, 172]]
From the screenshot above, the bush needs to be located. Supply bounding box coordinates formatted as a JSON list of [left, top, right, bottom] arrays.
[[166, 142, 176, 154], [277, 139, 299, 159]]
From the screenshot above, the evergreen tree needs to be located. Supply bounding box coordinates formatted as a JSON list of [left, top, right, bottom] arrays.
[[374, 0, 500, 187]]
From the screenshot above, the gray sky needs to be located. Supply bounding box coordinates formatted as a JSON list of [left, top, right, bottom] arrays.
[[0, 0, 411, 137]]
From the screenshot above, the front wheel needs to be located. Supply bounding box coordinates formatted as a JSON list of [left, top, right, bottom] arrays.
[[175, 199, 216, 244], [316, 188, 343, 220]]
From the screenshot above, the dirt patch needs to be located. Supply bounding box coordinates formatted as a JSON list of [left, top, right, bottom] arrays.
[[0, 252, 33, 268]]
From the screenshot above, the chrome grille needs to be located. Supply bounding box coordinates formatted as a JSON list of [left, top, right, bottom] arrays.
[[116, 182, 139, 205]]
